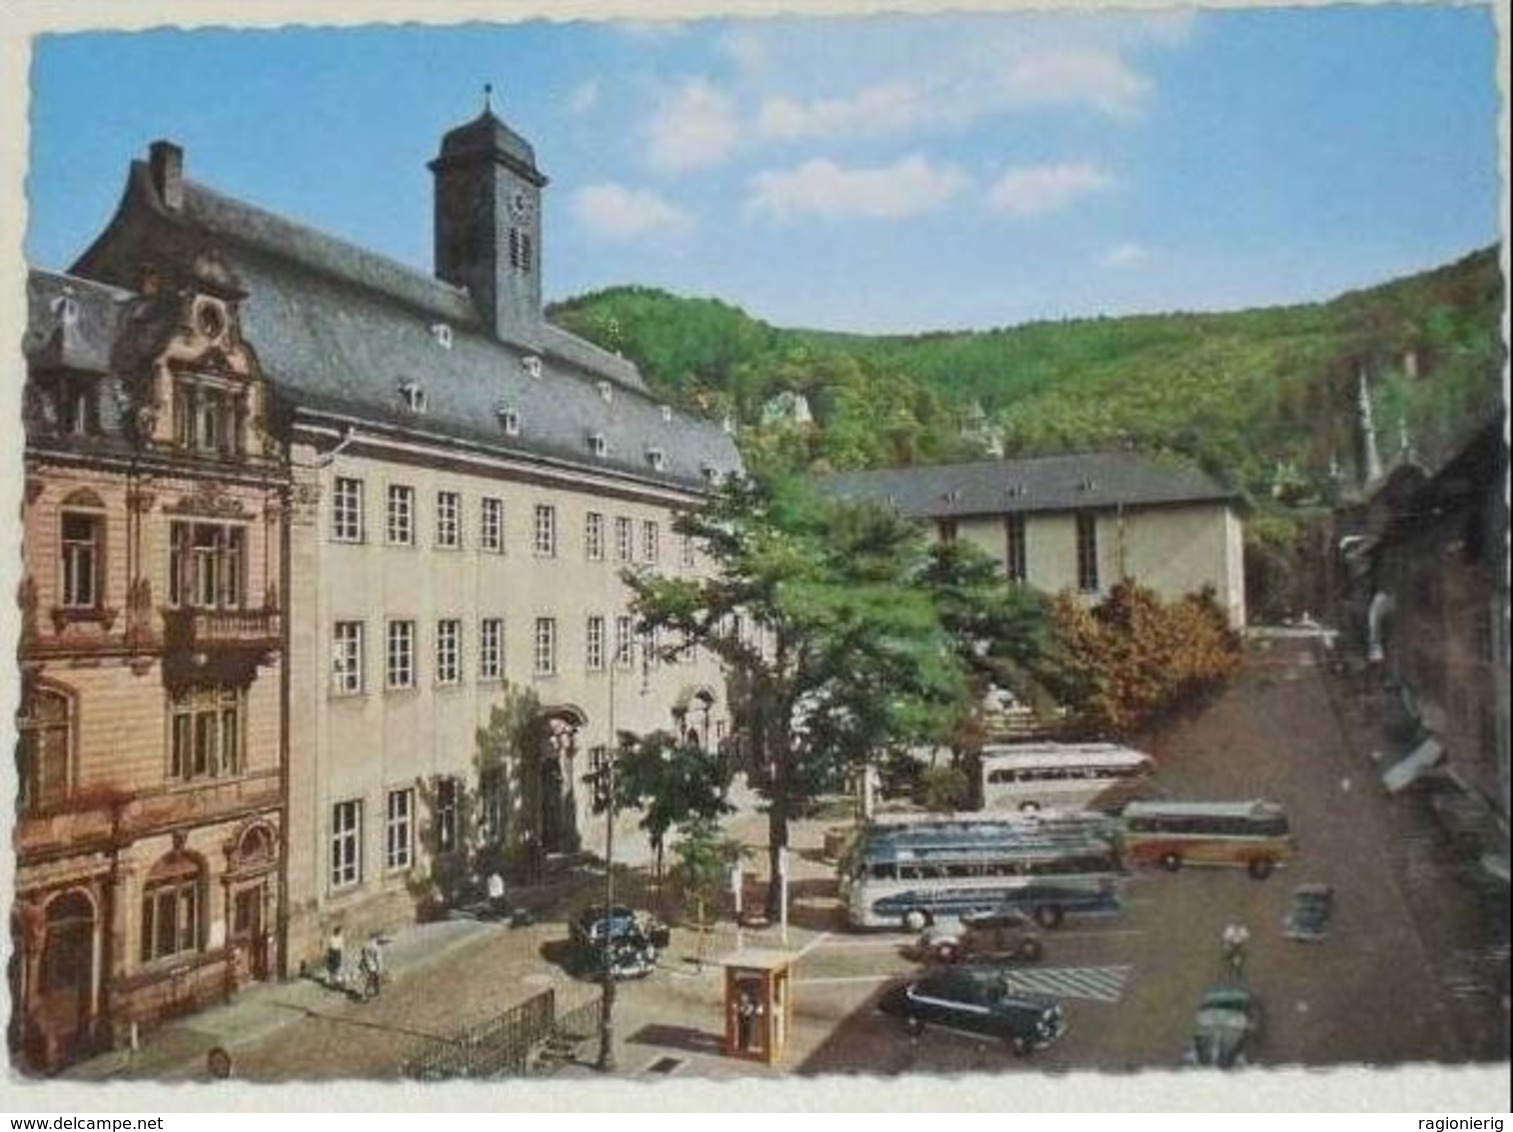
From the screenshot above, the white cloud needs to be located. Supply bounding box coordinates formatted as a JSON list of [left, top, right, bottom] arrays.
[[645, 78, 740, 173], [572, 183, 693, 240], [756, 83, 931, 142], [745, 155, 970, 223], [567, 80, 599, 115], [717, 26, 769, 75], [987, 162, 1114, 217], [1101, 242, 1151, 268], [1002, 49, 1152, 118]]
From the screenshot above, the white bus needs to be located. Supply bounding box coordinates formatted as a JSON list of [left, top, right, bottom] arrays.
[[979, 743, 1154, 813], [839, 812, 1126, 931], [1121, 800, 1295, 879]]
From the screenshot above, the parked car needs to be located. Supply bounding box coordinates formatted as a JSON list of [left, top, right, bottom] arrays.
[[915, 908, 1045, 965], [877, 967, 1067, 1056], [1284, 883, 1334, 941], [567, 905, 668, 980], [569, 904, 670, 949], [1189, 984, 1262, 1068]]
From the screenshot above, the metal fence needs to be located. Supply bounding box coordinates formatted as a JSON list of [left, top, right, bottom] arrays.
[[401, 986, 603, 1079]]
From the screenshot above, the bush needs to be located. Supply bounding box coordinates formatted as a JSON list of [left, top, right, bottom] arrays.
[[917, 765, 971, 812]]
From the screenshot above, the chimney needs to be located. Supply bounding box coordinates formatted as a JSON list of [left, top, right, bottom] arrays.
[[149, 140, 184, 211]]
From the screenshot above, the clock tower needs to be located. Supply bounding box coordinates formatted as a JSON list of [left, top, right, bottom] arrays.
[[430, 94, 548, 342]]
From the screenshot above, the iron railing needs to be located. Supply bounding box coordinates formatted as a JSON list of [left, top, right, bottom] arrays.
[[401, 987, 603, 1079]]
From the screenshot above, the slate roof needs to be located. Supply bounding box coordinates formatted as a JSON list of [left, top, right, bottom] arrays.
[[24, 270, 136, 375], [67, 153, 741, 492], [819, 452, 1238, 518]]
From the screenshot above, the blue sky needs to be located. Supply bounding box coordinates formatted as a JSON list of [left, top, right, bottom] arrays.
[[23, 7, 1505, 334]]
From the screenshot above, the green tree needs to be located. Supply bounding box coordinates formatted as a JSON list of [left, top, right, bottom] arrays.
[[601, 729, 734, 881], [626, 472, 965, 916]]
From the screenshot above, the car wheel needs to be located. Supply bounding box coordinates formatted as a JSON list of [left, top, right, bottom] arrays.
[[1017, 937, 1044, 962], [1019, 801, 1041, 813], [1033, 905, 1064, 930], [1160, 852, 1182, 872], [936, 943, 960, 964], [1008, 1034, 1032, 1058], [903, 1015, 926, 1038], [902, 909, 930, 932], [1248, 857, 1275, 880]]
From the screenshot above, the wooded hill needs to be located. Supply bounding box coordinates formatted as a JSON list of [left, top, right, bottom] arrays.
[[549, 246, 1506, 620]]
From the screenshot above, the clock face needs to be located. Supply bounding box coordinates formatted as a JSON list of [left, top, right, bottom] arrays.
[[508, 190, 534, 221]]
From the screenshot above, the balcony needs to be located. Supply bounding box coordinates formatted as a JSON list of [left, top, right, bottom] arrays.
[[162, 607, 282, 687]]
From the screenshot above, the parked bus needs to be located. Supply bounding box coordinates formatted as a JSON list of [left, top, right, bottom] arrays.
[[839, 812, 1126, 931], [1121, 800, 1295, 879], [979, 743, 1154, 813]]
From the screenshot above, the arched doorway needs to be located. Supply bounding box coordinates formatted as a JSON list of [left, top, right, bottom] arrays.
[[31, 889, 98, 1069], [225, 823, 277, 981], [538, 706, 586, 859]]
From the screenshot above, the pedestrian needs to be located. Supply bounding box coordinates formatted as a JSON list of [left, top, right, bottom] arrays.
[[486, 871, 506, 917], [359, 934, 384, 1000], [1221, 921, 1250, 975], [325, 923, 345, 988]]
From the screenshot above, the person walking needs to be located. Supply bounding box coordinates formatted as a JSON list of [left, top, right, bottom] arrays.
[[359, 934, 384, 1000], [325, 924, 345, 988], [1221, 921, 1251, 976]]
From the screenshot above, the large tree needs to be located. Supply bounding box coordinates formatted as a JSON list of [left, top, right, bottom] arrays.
[[601, 728, 734, 881], [626, 472, 966, 916]]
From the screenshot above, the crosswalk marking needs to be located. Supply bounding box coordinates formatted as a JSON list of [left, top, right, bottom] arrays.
[[1001, 965, 1132, 1004]]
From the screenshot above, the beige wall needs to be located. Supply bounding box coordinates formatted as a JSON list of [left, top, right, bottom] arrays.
[[285, 436, 730, 959]]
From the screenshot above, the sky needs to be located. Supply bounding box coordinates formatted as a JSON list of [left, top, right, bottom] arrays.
[[20, 5, 1507, 335]]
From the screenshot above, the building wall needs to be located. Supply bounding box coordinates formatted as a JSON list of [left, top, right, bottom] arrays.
[[283, 438, 729, 962]]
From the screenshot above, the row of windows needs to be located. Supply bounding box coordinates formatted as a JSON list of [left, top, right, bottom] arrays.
[[938, 513, 1099, 593], [331, 614, 673, 693], [331, 780, 471, 889], [58, 510, 254, 614], [332, 478, 694, 566]]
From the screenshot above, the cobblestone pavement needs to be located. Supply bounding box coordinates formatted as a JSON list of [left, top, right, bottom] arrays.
[[57, 637, 1509, 1091]]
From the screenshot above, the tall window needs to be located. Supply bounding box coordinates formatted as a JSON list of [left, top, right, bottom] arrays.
[[1076, 512, 1100, 593], [141, 856, 203, 963], [332, 477, 364, 542], [642, 520, 660, 564], [168, 686, 243, 781], [1004, 514, 1027, 584], [480, 497, 504, 553], [585, 512, 605, 562], [508, 228, 533, 274], [332, 621, 364, 694], [387, 620, 416, 689], [534, 617, 557, 676], [436, 490, 461, 549], [681, 533, 696, 569], [331, 800, 362, 888], [938, 519, 959, 544], [435, 777, 460, 854], [615, 615, 634, 668], [173, 378, 240, 456], [385, 788, 414, 872], [586, 615, 605, 672], [386, 484, 414, 546], [480, 617, 503, 680], [534, 504, 557, 557], [18, 683, 71, 813], [60, 510, 104, 610], [615, 516, 634, 563], [169, 522, 245, 609], [436, 619, 461, 685]]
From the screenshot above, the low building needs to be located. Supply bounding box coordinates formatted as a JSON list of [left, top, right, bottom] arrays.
[[820, 451, 1247, 628]]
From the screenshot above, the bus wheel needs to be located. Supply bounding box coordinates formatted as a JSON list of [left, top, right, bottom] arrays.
[[1248, 857, 1275, 880], [1033, 905, 1064, 930], [903, 909, 930, 932], [1019, 801, 1041, 813], [1159, 852, 1182, 872], [1017, 937, 1044, 962]]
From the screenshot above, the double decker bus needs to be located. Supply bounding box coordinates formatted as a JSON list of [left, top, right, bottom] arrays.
[[839, 812, 1126, 931], [979, 743, 1154, 813], [1121, 800, 1295, 879]]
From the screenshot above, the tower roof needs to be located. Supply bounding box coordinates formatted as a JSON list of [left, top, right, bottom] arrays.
[[432, 107, 545, 185]]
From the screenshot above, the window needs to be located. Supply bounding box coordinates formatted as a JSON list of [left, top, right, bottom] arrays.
[[387, 485, 414, 545], [172, 378, 240, 456], [435, 777, 460, 854], [331, 800, 362, 888], [332, 477, 364, 542], [586, 615, 605, 672], [642, 520, 660, 564], [1004, 514, 1027, 584], [480, 617, 504, 680], [436, 490, 461, 549], [585, 512, 605, 562], [18, 683, 71, 813], [508, 227, 533, 274], [332, 621, 364, 694], [480, 497, 504, 553], [141, 856, 202, 963], [60, 511, 102, 609], [615, 516, 634, 563], [387, 620, 416, 689], [534, 617, 557, 676], [533, 504, 557, 557], [386, 788, 415, 871], [1076, 512, 1100, 593], [938, 519, 959, 544], [615, 615, 634, 668], [168, 686, 243, 781], [168, 522, 245, 609], [681, 533, 696, 569], [588, 432, 607, 458], [436, 619, 461, 685]]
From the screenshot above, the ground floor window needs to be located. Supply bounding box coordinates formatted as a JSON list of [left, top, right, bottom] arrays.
[[140, 856, 203, 964], [386, 788, 414, 871], [331, 799, 362, 889], [168, 686, 243, 781], [435, 777, 460, 855]]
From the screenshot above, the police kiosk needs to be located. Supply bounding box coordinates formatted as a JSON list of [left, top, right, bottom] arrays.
[[719, 949, 795, 1064]]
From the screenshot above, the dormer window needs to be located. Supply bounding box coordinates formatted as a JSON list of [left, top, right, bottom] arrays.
[[1078, 478, 1097, 492], [398, 381, 427, 414], [521, 355, 542, 379], [172, 375, 242, 457], [597, 381, 614, 404], [646, 448, 666, 472], [700, 463, 719, 485], [588, 432, 608, 459], [54, 376, 97, 437], [430, 323, 454, 350], [497, 406, 521, 436]]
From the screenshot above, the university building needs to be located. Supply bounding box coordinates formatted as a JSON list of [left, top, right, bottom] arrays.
[[821, 451, 1248, 628], [15, 102, 741, 1065]]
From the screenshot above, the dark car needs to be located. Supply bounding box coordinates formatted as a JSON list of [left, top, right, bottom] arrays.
[[878, 967, 1066, 1056], [915, 908, 1044, 965], [1284, 883, 1333, 942], [567, 905, 669, 980], [1189, 984, 1262, 1068]]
